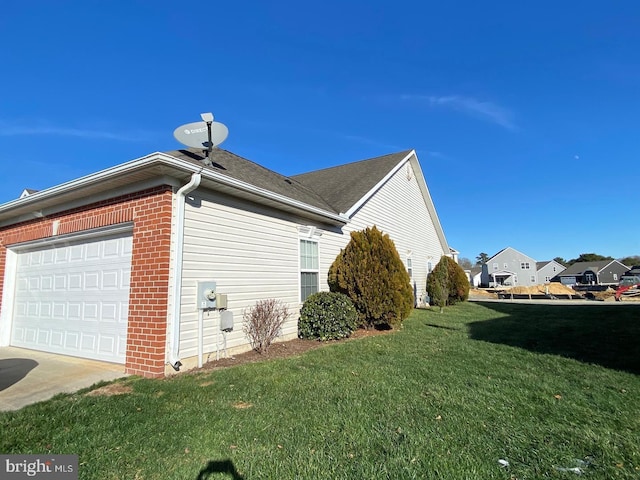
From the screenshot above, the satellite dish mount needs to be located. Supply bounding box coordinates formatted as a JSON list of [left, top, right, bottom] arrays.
[[200, 112, 215, 165], [173, 112, 229, 166]]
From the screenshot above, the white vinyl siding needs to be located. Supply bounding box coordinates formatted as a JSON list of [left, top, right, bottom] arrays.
[[181, 191, 301, 360], [320, 159, 446, 298], [177, 154, 450, 362]]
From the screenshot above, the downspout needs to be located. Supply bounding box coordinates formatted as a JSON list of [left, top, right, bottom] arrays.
[[168, 171, 202, 370]]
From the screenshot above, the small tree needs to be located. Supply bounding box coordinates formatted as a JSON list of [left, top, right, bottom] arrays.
[[458, 257, 473, 270], [328, 226, 413, 329], [243, 299, 289, 353], [426, 259, 449, 312], [447, 257, 470, 304], [476, 252, 489, 266], [426, 256, 469, 311]]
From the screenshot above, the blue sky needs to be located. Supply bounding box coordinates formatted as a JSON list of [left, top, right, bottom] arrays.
[[1, 1, 638, 263]]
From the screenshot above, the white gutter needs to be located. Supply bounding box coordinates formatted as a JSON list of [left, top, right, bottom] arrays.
[[168, 171, 202, 370], [0, 152, 348, 226]]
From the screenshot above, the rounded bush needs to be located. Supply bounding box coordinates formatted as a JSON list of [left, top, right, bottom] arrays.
[[328, 226, 413, 329], [299, 292, 358, 341]]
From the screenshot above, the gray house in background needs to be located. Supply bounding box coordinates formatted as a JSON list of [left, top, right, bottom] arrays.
[[554, 260, 630, 286], [536, 260, 566, 283], [481, 247, 539, 287]]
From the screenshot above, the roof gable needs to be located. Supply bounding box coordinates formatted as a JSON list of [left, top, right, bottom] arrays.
[[558, 260, 625, 276], [0, 147, 449, 246], [291, 150, 413, 214], [488, 246, 534, 262]]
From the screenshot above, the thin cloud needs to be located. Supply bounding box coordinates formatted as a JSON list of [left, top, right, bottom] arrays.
[[0, 123, 151, 141], [401, 94, 517, 131]]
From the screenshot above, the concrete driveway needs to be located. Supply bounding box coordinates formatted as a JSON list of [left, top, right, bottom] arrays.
[[0, 347, 127, 411]]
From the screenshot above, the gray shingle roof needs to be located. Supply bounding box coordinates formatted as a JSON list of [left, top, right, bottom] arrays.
[[164, 148, 337, 213], [558, 260, 614, 276], [291, 150, 413, 214], [166, 148, 414, 217]]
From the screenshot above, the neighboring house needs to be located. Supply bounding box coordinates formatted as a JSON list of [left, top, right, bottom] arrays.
[[19, 189, 39, 199], [536, 260, 566, 284], [480, 247, 538, 287], [0, 148, 451, 378], [620, 266, 640, 285], [554, 260, 630, 286]]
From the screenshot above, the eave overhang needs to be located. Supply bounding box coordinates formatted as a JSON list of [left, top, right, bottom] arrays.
[[0, 152, 349, 229]]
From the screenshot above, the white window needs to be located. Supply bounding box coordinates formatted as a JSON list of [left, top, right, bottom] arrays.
[[545, 276, 551, 282], [585, 273, 595, 283], [493, 263, 498, 271], [520, 262, 530, 270], [427, 261, 432, 273], [513, 275, 518, 284], [613, 273, 618, 281], [407, 258, 413, 279], [300, 239, 319, 302], [504, 262, 508, 269], [530, 275, 536, 283]]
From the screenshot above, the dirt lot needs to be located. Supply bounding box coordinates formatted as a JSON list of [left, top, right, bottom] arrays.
[[471, 283, 639, 302]]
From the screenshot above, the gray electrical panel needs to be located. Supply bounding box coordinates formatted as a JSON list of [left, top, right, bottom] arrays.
[[220, 310, 234, 332], [196, 281, 217, 310]]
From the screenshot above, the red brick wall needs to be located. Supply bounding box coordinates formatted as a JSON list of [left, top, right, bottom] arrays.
[[0, 185, 174, 378]]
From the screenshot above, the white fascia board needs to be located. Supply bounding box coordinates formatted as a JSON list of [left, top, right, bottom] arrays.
[[0, 151, 168, 213], [0, 152, 348, 226], [344, 150, 414, 218]]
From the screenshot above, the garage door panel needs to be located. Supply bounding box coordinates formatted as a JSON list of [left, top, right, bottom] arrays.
[[51, 330, 64, 347], [80, 333, 97, 352], [11, 232, 132, 363], [84, 302, 99, 321], [99, 336, 116, 355], [85, 271, 100, 289], [37, 329, 49, 345], [65, 332, 80, 350]]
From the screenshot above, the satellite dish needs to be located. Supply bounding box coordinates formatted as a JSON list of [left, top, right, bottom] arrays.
[[173, 121, 229, 149]]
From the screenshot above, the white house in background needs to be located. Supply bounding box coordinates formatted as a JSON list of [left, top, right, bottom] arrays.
[[536, 260, 566, 284], [481, 247, 539, 287], [0, 148, 451, 377], [466, 267, 482, 287]]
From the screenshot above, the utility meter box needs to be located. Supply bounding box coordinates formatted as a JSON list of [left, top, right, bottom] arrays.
[[220, 310, 234, 332], [197, 281, 217, 310], [216, 293, 228, 310]]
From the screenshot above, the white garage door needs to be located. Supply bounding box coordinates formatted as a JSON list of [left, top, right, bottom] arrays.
[[11, 231, 132, 363]]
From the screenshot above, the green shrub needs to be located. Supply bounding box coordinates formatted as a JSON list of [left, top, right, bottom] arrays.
[[328, 226, 413, 329], [426, 256, 469, 311], [447, 257, 470, 304], [426, 259, 449, 311], [299, 292, 358, 341]]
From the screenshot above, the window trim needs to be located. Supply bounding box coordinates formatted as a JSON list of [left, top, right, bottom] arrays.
[[299, 238, 319, 302]]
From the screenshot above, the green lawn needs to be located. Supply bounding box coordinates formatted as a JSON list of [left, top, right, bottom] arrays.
[[2, 302, 639, 479]]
